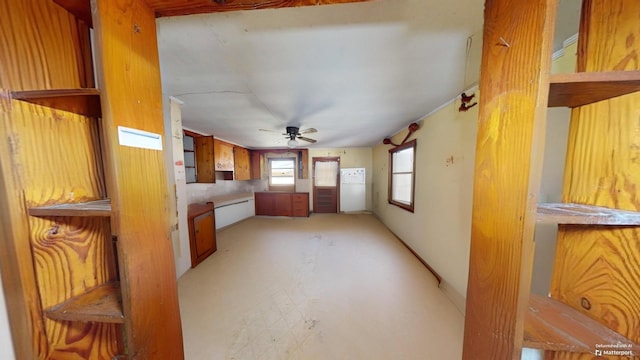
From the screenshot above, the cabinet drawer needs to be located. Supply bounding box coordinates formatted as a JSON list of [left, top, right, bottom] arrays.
[[291, 194, 309, 217]]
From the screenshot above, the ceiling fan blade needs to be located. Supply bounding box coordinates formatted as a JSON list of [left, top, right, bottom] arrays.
[[299, 128, 317, 134], [297, 136, 317, 143], [259, 128, 280, 133]]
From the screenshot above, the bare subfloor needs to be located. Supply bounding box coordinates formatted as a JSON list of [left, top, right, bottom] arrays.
[[178, 213, 463, 360]]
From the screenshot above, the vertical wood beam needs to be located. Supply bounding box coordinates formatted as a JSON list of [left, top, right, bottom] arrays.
[[463, 0, 557, 358], [91, 0, 184, 358]]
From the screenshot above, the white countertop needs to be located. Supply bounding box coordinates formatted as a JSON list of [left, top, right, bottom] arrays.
[[210, 192, 253, 208]]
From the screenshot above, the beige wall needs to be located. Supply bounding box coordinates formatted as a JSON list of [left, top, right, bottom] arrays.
[[371, 38, 578, 310], [372, 101, 478, 311], [531, 39, 577, 295]]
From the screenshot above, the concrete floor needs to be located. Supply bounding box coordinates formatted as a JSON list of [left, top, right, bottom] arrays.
[[178, 213, 464, 360]]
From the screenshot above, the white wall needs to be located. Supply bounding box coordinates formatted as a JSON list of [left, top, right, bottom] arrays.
[[163, 96, 192, 278], [0, 276, 15, 360]]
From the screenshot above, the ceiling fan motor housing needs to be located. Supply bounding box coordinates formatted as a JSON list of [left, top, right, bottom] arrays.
[[286, 126, 299, 136]]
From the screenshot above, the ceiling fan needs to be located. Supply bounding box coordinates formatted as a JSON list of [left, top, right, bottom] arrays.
[[260, 126, 318, 148]]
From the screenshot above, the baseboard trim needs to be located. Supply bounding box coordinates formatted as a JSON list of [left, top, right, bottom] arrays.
[[391, 233, 442, 287], [439, 280, 466, 314]]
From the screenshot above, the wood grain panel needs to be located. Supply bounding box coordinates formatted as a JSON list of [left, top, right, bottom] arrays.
[[92, 0, 184, 358], [10, 101, 118, 358], [147, 0, 371, 17], [462, 0, 557, 359], [0, 94, 45, 360], [214, 139, 234, 171], [0, 0, 106, 356], [195, 136, 215, 183], [0, 0, 91, 90], [234, 146, 251, 180], [524, 294, 640, 353], [550, 1, 640, 359]]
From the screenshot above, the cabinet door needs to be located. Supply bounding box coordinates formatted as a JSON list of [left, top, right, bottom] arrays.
[[274, 194, 293, 216], [250, 150, 262, 179], [193, 211, 216, 263], [234, 146, 251, 180], [195, 136, 215, 183], [214, 139, 234, 171], [292, 193, 309, 217], [255, 192, 274, 215]]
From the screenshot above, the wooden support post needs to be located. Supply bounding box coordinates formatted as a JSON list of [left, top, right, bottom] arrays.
[[463, 0, 557, 358]]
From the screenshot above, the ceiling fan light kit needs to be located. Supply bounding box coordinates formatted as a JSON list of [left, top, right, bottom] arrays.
[[260, 126, 318, 148]]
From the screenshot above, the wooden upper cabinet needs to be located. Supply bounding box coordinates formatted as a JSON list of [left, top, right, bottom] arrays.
[[233, 146, 250, 180], [195, 136, 215, 183], [213, 139, 234, 171], [250, 150, 262, 180]]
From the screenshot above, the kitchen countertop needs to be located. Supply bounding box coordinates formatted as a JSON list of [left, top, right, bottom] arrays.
[[210, 192, 253, 208]]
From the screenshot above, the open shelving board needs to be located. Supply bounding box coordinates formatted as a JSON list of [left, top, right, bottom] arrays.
[[44, 282, 124, 324], [28, 199, 111, 217], [536, 203, 640, 225], [10, 88, 101, 118], [548, 71, 640, 108], [524, 294, 640, 354]]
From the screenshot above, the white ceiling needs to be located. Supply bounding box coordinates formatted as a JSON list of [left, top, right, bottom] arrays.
[[157, 0, 581, 149]]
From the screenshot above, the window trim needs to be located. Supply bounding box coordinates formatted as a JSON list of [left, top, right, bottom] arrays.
[[388, 139, 416, 212], [268, 157, 296, 192]]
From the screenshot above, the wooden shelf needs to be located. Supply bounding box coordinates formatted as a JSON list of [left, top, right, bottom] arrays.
[[548, 71, 640, 108], [29, 199, 111, 217], [524, 294, 640, 354], [536, 203, 640, 225], [11, 88, 101, 117], [44, 282, 124, 324], [52, 0, 93, 27]]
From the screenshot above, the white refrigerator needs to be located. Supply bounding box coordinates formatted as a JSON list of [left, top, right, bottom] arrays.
[[340, 168, 366, 212]]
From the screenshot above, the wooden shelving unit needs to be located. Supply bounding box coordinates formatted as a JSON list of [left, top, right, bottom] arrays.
[[548, 71, 640, 107], [524, 294, 640, 353], [463, 1, 640, 358], [44, 283, 123, 324], [10, 88, 101, 117], [28, 199, 111, 217], [537, 203, 640, 225]]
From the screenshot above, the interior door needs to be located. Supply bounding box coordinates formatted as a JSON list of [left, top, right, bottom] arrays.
[[313, 157, 340, 213]]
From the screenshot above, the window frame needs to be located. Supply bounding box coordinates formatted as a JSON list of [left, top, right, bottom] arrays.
[[268, 157, 297, 192], [388, 139, 416, 212]]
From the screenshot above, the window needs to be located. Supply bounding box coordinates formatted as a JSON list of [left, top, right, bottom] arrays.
[[269, 158, 296, 191], [389, 139, 416, 212]]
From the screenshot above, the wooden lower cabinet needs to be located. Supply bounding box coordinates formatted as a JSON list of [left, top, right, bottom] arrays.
[[292, 194, 310, 217], [188, 203, 217, 267], [255, 192, 309, 217]]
